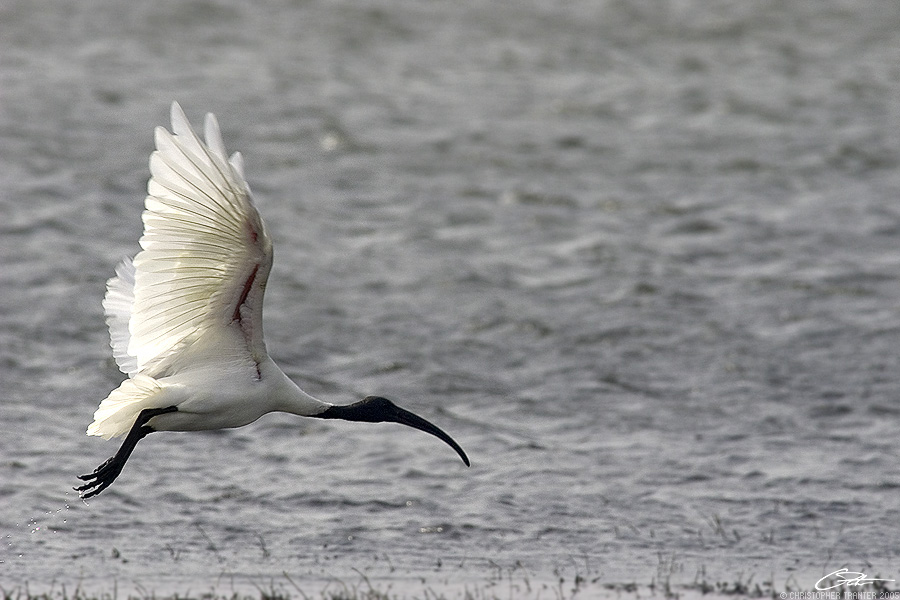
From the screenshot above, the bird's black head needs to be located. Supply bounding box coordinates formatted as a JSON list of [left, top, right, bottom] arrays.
[[340, 395, 399, 423], [318, 395, 470, 466]]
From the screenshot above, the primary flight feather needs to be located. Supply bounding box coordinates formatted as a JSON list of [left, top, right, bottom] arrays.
[[77, 103, 469, 498]]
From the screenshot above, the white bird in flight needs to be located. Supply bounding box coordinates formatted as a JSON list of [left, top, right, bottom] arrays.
[[76, 102, 469, 499]]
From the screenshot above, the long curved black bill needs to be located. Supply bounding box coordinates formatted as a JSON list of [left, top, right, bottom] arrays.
[[391, 405, 471, 467]]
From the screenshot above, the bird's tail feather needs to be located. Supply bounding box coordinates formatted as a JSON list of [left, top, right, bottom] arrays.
[[87, 374, 164, 440]]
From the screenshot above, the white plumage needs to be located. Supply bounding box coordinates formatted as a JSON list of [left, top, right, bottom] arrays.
[[87, 102, 298, 440], [78, 103, 468, 498]]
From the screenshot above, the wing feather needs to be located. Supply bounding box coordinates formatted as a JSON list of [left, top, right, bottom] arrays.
[[103, 257, 139, 376], [105, 102, 273, 378]]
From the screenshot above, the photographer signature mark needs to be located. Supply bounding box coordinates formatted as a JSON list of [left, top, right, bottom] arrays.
[[815, 568, 895, 591]]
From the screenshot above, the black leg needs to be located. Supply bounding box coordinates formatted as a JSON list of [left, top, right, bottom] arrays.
[[76, 406, 177, 499]]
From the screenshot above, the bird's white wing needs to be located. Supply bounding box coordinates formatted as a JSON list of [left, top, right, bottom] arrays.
[[103, 257, 139, 376], [105, 102, 273, 378]]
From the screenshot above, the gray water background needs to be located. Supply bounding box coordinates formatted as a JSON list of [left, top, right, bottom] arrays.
[[3, 0, 900, 594]]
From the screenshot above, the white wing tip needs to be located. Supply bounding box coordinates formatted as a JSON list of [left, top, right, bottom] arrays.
[[169, 101, 189, 136], [230, 151, 246, 180], [204, 112, 228, 160], [162, 101, 244, 185]]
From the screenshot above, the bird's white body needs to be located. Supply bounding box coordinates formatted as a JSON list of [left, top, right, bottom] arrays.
[[88, 103, 329, 440], [95, 357, 323, 435]]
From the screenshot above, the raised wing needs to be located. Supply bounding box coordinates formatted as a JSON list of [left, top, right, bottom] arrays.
[[103, 256, 139, 376], [105, 102, 273, 378]]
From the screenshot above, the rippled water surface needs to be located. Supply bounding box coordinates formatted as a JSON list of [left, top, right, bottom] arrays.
[[3, 0, 900, 595]]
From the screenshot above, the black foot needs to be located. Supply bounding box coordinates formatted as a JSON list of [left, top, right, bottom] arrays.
[[75, 455, 126, 498]]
